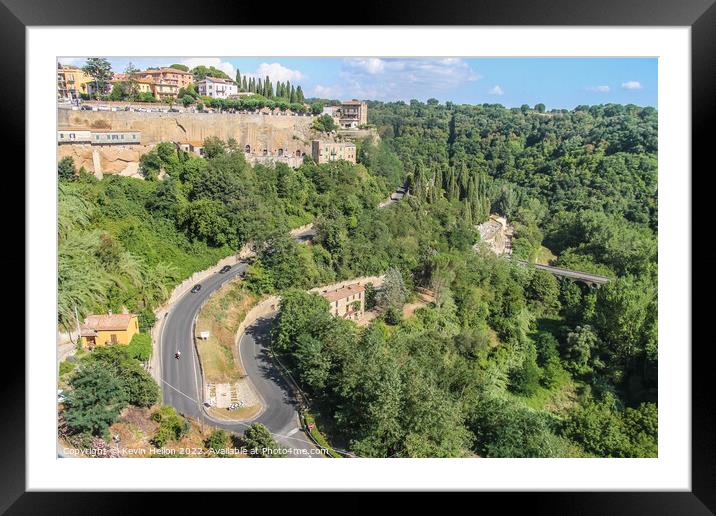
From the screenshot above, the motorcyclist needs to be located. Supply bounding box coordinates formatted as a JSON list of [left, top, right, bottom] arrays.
[[175, 350, 181, 359]]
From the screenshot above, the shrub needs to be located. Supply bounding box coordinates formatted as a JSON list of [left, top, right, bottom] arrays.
[[151, 406, 190, 447], [127, 332, 152, 362], [205, 429, 229, 456], [59, 360, 75, 376]]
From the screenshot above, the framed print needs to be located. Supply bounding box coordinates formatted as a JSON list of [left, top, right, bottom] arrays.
[[4, 0, 712, 510]]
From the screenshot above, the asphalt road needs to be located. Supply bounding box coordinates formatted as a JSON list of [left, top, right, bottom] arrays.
[[159, 184, 407, 457], [160, 261, 318, 456]]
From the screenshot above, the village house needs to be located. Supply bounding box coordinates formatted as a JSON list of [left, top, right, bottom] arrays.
[[177, 140, 205, 156], [196, 76, 238, 99], [338, 99, 368, 128], [131, 67, 193, 90], [319, 284, 365, 321], [80, 312, 139, 349], [311, 140, 357, 164], [57, 64, 93, 101]]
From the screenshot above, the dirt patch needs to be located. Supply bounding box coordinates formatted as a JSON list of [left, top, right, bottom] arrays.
[[195, 279, 258, 384], [402, 289, 435, 319]]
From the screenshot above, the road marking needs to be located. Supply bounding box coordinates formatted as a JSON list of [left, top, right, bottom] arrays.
[[160, 378, 199, 404], [286, 427, 300, 437]]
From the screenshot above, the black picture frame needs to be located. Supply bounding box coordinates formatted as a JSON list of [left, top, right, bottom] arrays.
[[3, 0, 710, 511]]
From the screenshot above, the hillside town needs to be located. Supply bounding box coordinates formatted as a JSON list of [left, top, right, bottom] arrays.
[[57, 60, 372, 176], [56, 56, 658, 464]]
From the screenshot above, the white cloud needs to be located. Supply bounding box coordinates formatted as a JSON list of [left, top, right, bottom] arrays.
[[333, 58, 481, 101], [347, 58, 387, 74], [587, 85, 610, 92], [313, 84, 343, 98], [621, 80, 643, 90], [250, 62, 304, 83], [179, 57, 236, 78], [488, 85, 504, 96]]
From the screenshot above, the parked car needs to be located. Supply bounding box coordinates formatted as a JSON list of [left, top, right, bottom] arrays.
[[219, 265, 232, 274], [80, 105, 92, 110], [190, 284, 202, 293]]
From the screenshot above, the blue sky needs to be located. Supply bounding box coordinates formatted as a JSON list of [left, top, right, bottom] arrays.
[[59, 56, 657, 109]]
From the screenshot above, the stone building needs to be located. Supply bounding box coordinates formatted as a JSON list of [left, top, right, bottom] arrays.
[[475, 214, 514, 255], [338, 100, 368, 128], [311, 140, 356, 164], [319, 284, 365, 321]]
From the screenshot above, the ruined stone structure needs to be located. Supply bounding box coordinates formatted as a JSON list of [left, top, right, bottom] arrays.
[[475, 215, 514, 256], [57, 109, 318, 175]]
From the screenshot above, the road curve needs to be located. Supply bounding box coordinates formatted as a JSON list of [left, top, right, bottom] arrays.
[[159, 262, 317, 456], [159, 184, 408, 456]]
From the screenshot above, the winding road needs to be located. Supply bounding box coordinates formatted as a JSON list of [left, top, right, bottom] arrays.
[[159, 259, 318, 456], [159, 187, 406, 457]]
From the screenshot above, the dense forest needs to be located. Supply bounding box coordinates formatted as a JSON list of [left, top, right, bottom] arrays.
[[58, 99, 657, 458], [271, 101, 658, 457]]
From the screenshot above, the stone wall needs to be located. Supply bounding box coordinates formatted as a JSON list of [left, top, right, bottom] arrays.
[[58, 109, 317, 156]]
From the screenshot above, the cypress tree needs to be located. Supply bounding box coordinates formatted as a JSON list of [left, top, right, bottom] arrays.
[[236, 70, 242, 90], [242, 76, 248, 91], [290, 85, 296, 103], [296, 85, 304, 103]]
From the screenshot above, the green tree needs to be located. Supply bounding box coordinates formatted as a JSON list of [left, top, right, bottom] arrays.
[[376, 267, 408, 312], [205, 429, 230, 456], [58, 156, 76, 181], [82, 57, 113, 99], [65, 362, 128, 436], [312, 114, 337, 133], [241, 423, 284, 457]]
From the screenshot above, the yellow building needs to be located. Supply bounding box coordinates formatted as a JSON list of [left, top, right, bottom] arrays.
[[57, 65, 93, 100], [110, 77, 154, 95], [311, 140, 357, 164], [80, 313, 139, 349]]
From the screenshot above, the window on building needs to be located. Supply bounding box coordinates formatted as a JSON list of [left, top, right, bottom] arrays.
[[69, 133, 75, 139]]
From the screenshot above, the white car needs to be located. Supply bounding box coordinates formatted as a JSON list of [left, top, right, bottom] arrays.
[[57, 389, 66, 403]]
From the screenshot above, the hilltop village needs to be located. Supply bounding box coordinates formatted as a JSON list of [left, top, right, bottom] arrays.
[[56, 58, 658, 461], [58, 62, 370, 177]]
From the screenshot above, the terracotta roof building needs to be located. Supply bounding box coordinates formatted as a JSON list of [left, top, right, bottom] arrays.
[[80, 312, 139, 349], [319, 284, 365, 321]]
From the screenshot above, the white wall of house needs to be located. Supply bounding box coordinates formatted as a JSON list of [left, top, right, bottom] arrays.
[[197, 78, 238, 99]]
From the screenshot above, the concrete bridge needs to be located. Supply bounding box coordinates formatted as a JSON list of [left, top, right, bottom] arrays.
[[512, 259, 610, 286]]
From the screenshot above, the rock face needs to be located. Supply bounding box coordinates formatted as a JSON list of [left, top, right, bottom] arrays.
[[57, 143, 151, 178], [57, 110, 318, 175]]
